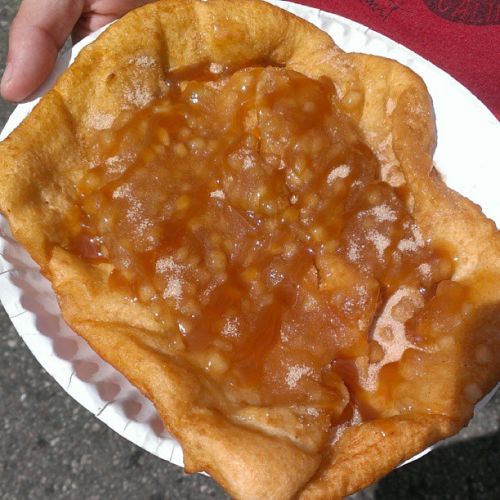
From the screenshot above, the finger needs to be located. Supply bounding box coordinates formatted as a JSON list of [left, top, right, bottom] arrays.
[[72, 1, 154, 42], [1, 0, 84, 102], [72, 13, 125, 43], [85, 0, 154, 16]]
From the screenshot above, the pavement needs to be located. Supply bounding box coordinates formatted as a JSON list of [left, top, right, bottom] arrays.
[[0, 1, 498, 499]]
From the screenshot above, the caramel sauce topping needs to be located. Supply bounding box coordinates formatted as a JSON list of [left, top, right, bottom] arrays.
[[71, 65, 470, 428]]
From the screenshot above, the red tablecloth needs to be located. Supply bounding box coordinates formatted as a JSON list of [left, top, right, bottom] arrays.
[[288, 0, 499, 118]]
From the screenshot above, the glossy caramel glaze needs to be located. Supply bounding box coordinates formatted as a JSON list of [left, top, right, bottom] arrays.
[[71, 66, 467, 427]]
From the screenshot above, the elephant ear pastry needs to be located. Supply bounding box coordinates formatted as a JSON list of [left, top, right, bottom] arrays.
[[0, 1, 498, 499]]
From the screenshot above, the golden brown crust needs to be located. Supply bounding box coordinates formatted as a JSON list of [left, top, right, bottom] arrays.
[[299, 413, 458, 499], [0, 1, 498, 499]]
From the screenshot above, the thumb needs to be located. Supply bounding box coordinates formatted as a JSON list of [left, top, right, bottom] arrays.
[[1, 0, 84, 102]]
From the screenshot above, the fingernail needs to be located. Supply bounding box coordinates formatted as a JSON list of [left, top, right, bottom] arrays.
[[1, 62, 14, 86]]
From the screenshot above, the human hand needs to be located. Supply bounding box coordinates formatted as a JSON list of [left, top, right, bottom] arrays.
[[1, 0, 153, 102]]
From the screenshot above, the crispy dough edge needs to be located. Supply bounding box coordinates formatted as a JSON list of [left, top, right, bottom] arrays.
[[0, 1, 498, 499], [299, 413, 458, 499]]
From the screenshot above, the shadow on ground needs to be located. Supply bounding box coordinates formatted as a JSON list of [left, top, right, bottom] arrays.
[[373, 430, 500, 499]]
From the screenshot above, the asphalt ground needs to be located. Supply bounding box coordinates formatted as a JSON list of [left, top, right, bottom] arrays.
[[0, 1, 498, 499]]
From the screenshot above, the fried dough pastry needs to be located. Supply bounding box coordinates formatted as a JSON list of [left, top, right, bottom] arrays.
[[0, 1, 499, 498]]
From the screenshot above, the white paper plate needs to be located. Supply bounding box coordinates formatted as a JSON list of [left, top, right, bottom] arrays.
[[0, 0, 498, 472]]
